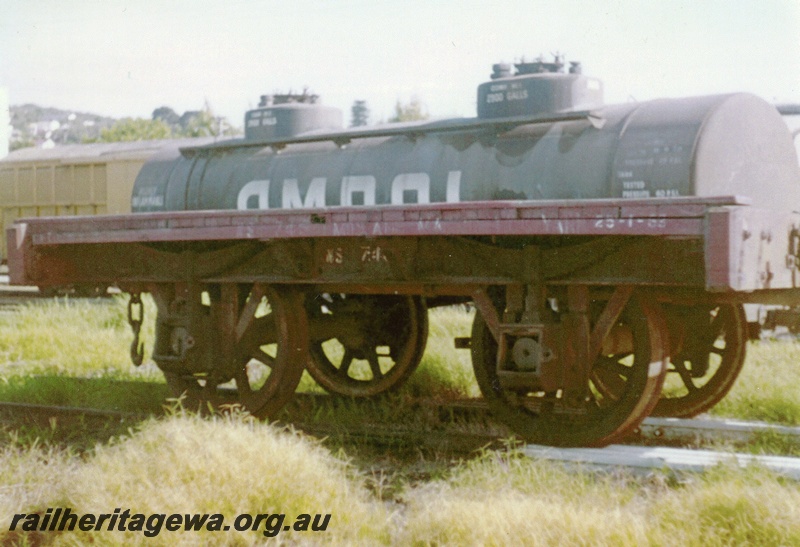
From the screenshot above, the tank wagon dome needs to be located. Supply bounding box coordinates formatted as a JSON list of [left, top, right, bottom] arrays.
[[244, 91, 343, 141], [477, 57, 605, 118], [131, 62, 800, 215]]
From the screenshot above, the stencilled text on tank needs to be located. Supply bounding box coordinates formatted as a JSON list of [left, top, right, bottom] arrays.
[[486, 82, 528, 104], [620, 179, 651, 199], [236, 171, 462, 210], [132, 185, 165, 208], [484, 82, 529, 105]]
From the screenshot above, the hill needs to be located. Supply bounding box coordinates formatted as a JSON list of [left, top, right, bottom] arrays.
[[10, 104, 116, 150]]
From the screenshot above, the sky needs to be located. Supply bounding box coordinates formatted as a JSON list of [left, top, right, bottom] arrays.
[[1, 0, 799, 127]]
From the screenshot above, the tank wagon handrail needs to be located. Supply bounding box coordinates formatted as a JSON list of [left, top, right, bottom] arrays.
[[11, 195, 750, 248], [179, 109, 604, 156]]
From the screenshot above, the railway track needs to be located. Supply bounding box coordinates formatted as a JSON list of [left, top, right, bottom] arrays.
[[3, 395, 800, 478], [0, 276, 42, 307], [0, 277, 119, 310]]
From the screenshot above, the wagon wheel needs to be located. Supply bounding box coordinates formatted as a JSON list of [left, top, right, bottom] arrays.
[[164, 286, 307, 419], [472, 288, 667, 447], [650, 304, 747, 418], [304, 294, 428, 397]]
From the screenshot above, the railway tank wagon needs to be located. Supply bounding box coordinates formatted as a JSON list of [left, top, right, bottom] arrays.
[[8, 60, 800, 447], [131, 61, 800, 418]]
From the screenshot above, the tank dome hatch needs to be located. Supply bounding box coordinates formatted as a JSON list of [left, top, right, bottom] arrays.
[[477, 55, 604, 119], [244, 90, 343, 140]]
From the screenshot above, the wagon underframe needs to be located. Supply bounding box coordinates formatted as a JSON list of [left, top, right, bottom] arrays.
[[8, 195, 800, 447]]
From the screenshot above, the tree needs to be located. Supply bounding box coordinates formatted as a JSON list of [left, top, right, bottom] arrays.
[[88, 102, 240, 143], [179, 101, 238, 138], [350, 100, 370, 127], [152, 106, 180, 126], [93, 117, 173, 142], [388, 96, 428, 123], [10, 137, 35, 152]]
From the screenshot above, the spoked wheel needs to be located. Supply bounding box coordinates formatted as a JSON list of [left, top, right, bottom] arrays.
[[163, 285, 307, 419], [305, 294, 428, 397], [472, 288, 668, 447], [650, 304, 747, 418]]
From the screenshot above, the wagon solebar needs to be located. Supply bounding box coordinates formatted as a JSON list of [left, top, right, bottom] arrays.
[[8, 195, 799, 295]]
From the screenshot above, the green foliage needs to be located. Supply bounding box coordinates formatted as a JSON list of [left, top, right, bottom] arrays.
[[10, 102, 241, 147], [350, 100, 370, 127], [388, 96, 429, 123], [176, 103, 235, 137], [403, 306, 478, 399], [0, 296, 156, 377], [711, 340, 800, 424], [9, 137, 35, 152], [92, 117, 173, 142], [151, 106, 180, 126], [88, 105, 240, 142], [0, 375, 167, 413]]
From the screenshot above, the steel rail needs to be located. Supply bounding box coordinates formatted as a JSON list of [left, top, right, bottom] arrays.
[[2, 396, 800, 476]]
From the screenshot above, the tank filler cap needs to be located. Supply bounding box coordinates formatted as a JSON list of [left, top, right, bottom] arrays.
[[491, 63, 513, 80], [258, 89, 320, 108], [513, 54, 566, 75], [477, 55, 604, 119]]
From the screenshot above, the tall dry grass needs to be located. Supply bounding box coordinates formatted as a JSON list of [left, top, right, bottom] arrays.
[[396, 447, 800, 546], [5, 420, 800, 546], [1, 413, 391, 546]]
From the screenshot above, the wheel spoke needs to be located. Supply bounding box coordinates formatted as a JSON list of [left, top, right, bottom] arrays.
[[235, 368, 254, 397], [591, 356, 628, 400], [594, 355, 632, 379], [253, 347, 276, 369], [472, 289, 667, 447], [159, 284, 307, 420], [304, 295, 428, 397], [247, 315, 278, 344], [367, 350, 385, 380], [673, 359, 697, 393], [652, 304, 747, 418], [708, 308, 724, 335], [338, 348, 356, 378]]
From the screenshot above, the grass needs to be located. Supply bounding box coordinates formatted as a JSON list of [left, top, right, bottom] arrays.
[[402, 306, 479, 399], [4, 416, 800, 546], [5, 297, 800, 544], [0, 296, 157, 379], [398, 447, 800, 546], [0, 412, 391, 546], [710, 339, 800, 424]]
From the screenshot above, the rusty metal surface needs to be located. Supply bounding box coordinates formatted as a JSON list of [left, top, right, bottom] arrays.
[[705, 206, 800, 292], [14, 196, 745, 247], [8, 195, 800, 304]]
